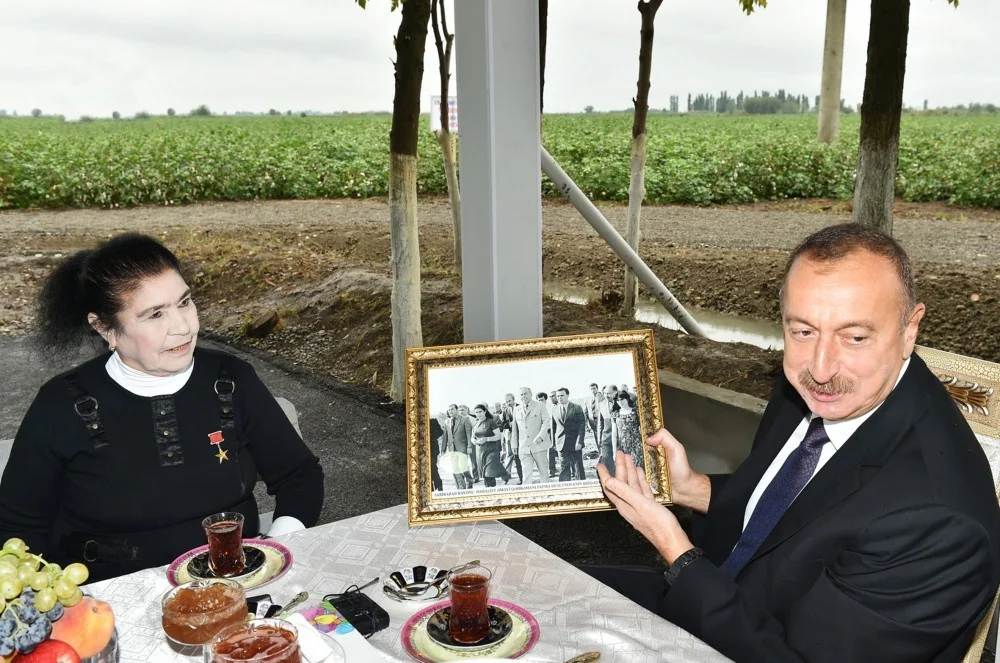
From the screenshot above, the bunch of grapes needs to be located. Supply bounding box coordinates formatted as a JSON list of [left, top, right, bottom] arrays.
[[0, 538, 89, 656]]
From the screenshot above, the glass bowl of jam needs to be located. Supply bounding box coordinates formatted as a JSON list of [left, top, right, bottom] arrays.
[[161, 578, 248, 646], [205, 618, 301, 663]]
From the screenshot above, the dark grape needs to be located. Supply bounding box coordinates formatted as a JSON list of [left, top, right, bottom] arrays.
[[45, 601, 64, 621], [14, 631, 36, 655], [0, 612, 12, 638], [0, 635, 13, 657], [20, 589, 35, 606]]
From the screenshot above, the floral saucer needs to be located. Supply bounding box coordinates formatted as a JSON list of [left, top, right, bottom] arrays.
[[167, 538, 292, 590], [401, 599, 538, 662]]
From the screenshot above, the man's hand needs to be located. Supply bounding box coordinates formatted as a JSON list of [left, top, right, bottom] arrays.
[[597, 451, 693, 564], [647, 428, 711, 513]]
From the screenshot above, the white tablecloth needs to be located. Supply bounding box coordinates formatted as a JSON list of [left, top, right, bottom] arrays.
[[89, 504, 728, 663]]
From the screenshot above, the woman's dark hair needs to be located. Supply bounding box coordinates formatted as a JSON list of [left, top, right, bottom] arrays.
[[36, 233, 183, 352], [473, 403, 495, 420], [612, 390, 636, 413]]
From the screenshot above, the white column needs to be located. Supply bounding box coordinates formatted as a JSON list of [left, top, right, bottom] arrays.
[[454, 0, 543, 343]]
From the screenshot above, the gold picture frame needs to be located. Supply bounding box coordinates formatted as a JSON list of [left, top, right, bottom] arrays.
[[405, 329, 669, 526]]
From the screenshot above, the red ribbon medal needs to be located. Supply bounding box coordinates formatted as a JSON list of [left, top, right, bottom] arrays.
[[208, 431, 224, 445]]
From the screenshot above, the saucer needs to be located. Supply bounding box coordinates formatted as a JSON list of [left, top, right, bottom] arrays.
[[167, 539, 292, 590], [401, 599, 538, 662], [426, 605, 513, 652]]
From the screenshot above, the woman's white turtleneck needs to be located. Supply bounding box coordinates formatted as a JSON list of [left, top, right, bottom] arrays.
[[105, 351, 194, 397], [103, 350, 305, 537]]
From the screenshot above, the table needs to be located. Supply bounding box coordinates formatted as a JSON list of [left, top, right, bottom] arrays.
[[89, 504, 728, 663]]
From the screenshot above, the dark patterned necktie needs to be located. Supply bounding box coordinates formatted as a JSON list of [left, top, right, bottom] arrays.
[[720, 417, 829, 578]]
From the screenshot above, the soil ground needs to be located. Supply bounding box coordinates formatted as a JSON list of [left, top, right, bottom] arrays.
[[1, 197, 996, 402], [0, 197, 997, 568]]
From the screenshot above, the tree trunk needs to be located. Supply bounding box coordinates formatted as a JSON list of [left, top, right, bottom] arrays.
[[389, 0, 431, 401], [436, 129, 461, 274], [431, 0, 461, 274], [818, 0, 847, 144], [852, 0, 909, 236], [623, 0, 662, 315]]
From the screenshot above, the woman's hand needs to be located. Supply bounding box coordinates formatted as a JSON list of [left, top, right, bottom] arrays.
[[646, 428, 711, 513], [597, 451, 694, 564]]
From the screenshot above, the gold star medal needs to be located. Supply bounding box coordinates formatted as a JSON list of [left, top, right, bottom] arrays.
[[215, 447, 229, 463]]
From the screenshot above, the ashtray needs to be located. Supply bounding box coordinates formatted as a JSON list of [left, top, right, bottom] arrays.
[[382, 565, 449, 603]]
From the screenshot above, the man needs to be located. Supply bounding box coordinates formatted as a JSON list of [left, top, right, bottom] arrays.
[[539, 391, 559, 478], [552, 387, 587, 482], [443, 404, 473, 490], [595, 224, 1000, 660], [500, 393, 523, 484], [458, 404, 479, 483], [585, 382, 602, 451], [513, 387, 552, 483], [596, 384, 618, 476]]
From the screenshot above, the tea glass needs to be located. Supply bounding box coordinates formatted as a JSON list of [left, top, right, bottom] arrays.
[[447, 564, 493, 644], [202, 511, 246, 577]]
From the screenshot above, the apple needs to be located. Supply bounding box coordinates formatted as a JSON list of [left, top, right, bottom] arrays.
[[16, 640, 80, 663]]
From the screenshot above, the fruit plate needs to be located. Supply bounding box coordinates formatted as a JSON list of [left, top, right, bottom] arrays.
[[166, 539, 292, 590], [401, 599, 538, 662]]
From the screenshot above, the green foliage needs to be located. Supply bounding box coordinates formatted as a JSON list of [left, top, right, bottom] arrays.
[[0, 114, 996, 210], [190, 104, 212, 117]]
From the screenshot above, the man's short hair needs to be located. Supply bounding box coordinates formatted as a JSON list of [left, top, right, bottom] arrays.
[[589, 383, 599, 389], [780, 223, 916, 329], [557, 387, 569, 396], [537, 392, 547, 401]]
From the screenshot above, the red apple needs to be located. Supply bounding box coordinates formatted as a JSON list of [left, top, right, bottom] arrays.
[[17, 640, 81, 663]]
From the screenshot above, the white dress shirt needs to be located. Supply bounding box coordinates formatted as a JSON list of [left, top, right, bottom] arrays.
[[741, 357, 911, 531]]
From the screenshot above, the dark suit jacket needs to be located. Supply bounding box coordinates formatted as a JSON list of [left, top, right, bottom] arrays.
[[552, 401, 586, 453], [661, 354, 1000, 662]]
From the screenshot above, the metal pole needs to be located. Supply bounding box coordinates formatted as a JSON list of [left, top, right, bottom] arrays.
[[540, 147, 707, 338]]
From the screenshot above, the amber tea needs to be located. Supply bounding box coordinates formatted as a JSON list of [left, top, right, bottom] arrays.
[[202, 512, 246, 577]]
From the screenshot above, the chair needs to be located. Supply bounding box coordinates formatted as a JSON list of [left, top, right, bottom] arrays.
[[914, 346, 999, 663]]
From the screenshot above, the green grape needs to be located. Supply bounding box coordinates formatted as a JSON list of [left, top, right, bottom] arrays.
[[0, 595, 5, 612], [47, 563, 62, 576], [63, 563, 89, 586], [19, 556, 39, 572], [16, 565, 34, 585], [53, 578, 76, 600], [2, 538, 27, 554], [62, 587, 83, 607], [0, 577, 21, 600], [30, 571, 50, 591], [35, 587, 57, 613], [0, 561, 16, 580]]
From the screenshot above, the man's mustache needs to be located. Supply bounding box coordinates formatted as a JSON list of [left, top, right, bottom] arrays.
[[798, 370, 854, 396]]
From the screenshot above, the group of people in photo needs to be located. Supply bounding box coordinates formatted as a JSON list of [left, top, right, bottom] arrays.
[[431, 382, 646, 492]]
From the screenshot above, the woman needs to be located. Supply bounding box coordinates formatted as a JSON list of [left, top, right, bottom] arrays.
[[471, 403, 510, 487], [0, 234, 324, 582], [613, 391, 645, 471]]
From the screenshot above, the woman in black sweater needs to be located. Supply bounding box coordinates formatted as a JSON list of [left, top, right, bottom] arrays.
[[0, 234, 323, 582]]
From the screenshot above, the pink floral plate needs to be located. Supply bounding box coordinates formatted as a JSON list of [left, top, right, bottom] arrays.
[[166, 538, 292, 590], [401, 599, 539, 662]]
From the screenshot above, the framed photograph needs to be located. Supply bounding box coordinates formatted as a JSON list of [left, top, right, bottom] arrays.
[[404, 329, 669, 526]]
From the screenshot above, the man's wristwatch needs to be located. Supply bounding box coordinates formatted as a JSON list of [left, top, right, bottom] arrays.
[[662, 547, 704, 589]]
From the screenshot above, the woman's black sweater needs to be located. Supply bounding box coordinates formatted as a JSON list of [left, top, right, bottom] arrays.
[[0, 347, 323, 582]]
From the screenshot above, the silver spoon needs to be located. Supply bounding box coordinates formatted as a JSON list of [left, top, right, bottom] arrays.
[[397, 559, 481, 595]]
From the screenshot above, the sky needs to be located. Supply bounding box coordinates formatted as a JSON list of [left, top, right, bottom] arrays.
[[1, 0, 996, 120], [426, 350, 636, 415]]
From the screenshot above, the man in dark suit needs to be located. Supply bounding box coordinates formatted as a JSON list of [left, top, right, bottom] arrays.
[[595, 224, 1000, 661], [552, 387, 587, 481]]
